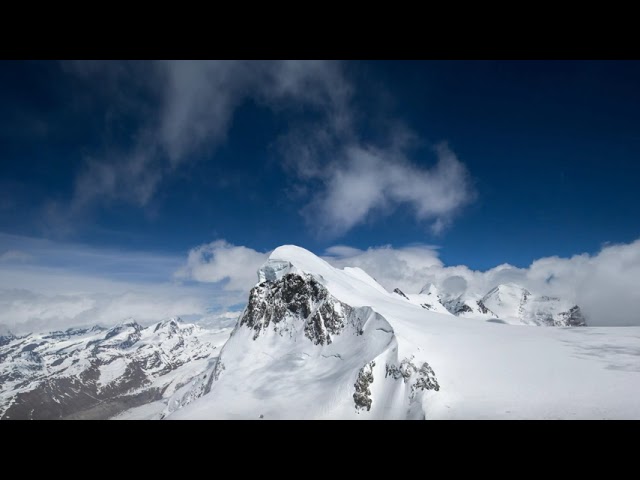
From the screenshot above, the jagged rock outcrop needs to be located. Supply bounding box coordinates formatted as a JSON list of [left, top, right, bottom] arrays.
[[393, 288, 410, 300], [353, 361, 376, 411], [241, 273, 354, 345]]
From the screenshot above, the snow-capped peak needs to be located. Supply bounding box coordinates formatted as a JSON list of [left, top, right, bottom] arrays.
[[481, 283, 531, 321], [419, 283, 439, 296], [266, 245, 335, 280], [166, 244, 639, 420], [483, 283, 531, 302]]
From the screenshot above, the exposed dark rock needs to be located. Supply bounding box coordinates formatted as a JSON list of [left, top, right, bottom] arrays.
[[0, 334, 16, 347], [412, 362, 440, 395], [353, 361, 375, 411], [393, 288, 410, 300], [240, 273, 352, 345], [477, 300, 490, 314], [558, 305, 586, 327], [50, 357, 65, 367], [456, 303, 472, 314], [21, 343, 41, 353], [440, 296, 474, 315], [386, 357, 440, 399]]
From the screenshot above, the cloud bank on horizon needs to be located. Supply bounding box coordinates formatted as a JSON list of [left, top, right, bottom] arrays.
[[0, 233, 242, 335], [2, 233, 640, 332], [175, 237, 640, 328]]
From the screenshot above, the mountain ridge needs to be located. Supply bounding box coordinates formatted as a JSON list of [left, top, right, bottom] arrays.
[[0, 317, 230, 420], [397, 280, 585, 326], [167, 245, 640, 419]]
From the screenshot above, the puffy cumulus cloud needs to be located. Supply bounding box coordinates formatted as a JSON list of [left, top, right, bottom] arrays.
[[525, 241, 640, 326], [326, 240, 640, 327], [323, 244, 442, 293], [175, 240, 269, 291], [170, 237, 640, 326], [303, 143, 474, 238]]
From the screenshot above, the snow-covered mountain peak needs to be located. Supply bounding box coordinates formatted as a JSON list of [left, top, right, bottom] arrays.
[[479, 283, 584, 326], [266, 245, 335, 281], [120, 318, 141, 328], [152, 317, 183, 333], [166, 244, 638, 419], [167, 245, 444, 419], [483, 283, 531, 301], [419, 283, 440, 296], [481, 283, 531, 320], [262, 245, 392, 305]]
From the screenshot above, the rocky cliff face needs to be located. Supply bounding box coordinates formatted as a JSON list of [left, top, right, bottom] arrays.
[[241, 273, 355, 345]]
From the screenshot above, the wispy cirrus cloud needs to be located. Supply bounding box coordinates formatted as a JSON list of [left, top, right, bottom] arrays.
[[47, 60, 475, 239], [47, 61, 351, 227]]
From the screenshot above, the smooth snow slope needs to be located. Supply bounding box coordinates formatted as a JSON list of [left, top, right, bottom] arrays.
[[171, 246, 640, 420]]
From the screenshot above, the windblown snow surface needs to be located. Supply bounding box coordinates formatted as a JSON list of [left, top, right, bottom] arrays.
[[168, 246, 640, 420]]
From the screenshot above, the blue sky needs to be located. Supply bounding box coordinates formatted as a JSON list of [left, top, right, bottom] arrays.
[[2, 60, 640, 332]]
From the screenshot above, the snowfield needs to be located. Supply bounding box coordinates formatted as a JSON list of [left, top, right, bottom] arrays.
[[168, 245, 640, 420]]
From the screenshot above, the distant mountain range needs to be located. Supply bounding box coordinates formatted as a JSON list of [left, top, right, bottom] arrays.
[[0, 318, 230, 419], [393, 282, 585, 326]]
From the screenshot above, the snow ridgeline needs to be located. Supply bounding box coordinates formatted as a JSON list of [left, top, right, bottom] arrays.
[[168, 245, 640, 420], [165, 251, 439, 419]]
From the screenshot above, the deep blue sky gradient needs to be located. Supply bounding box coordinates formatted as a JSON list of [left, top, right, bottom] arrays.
[[1, 60, 639, 269]]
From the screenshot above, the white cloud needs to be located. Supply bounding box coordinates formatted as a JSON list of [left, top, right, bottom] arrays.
[[50, 60, 352, 228], [0, 286, 207, 336], [49, 61, 475, 238], [302, 143, 474, 237], [326, 240, 640, 327], [177, 237, 640, 326], [5, 233, 632, 332], [0, 233, 244, 335], [175, 240, 269, 292], [323, 244, 442, 293]]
